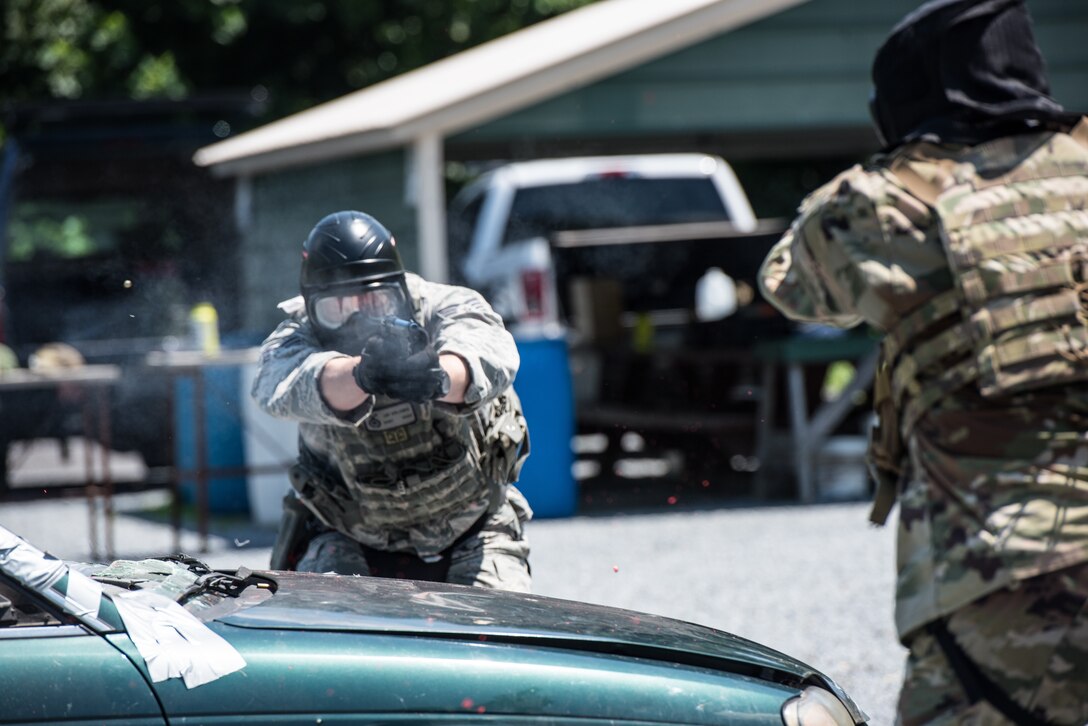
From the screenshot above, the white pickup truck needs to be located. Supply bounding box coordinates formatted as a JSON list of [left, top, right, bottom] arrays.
[[448, 153, 759, 339]]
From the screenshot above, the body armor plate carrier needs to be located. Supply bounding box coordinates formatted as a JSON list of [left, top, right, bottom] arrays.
[[869, 121, 1088, 524], [286, 390, 529, 556]]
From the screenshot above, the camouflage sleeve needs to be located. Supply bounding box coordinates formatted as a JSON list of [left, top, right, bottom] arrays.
[[759, 165, 903, 330], [250, 317, 368, 426], [411, 275, 519, 412], [759, 227, 863, 328]]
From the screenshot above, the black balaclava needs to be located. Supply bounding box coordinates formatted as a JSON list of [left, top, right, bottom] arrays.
[[870, 0, 1081, 150]]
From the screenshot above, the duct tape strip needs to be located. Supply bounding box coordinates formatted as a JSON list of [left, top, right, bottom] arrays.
[[0, 526, 66, 591], [112, 589, 246, 689], [0, 526, 104, 622], [62, 570, 103, 620]]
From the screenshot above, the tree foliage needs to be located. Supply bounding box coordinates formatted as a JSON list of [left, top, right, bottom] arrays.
[[0, 0, 597, 139]]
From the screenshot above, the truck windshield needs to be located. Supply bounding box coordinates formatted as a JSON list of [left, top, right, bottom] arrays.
[[502, 177, 729, 245]]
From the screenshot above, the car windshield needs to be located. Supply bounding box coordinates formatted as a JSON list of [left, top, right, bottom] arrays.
[[502, 176, 729, 245], [88, 556, 275, 620]]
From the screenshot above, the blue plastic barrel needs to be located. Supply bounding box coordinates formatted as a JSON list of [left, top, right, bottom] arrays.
[[174, 365, 250, 515], [512, 337, 577, 518]]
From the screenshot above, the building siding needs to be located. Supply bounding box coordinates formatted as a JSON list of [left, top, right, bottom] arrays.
[[456, 0, 1088, 145], [239, 149, 414, 335]]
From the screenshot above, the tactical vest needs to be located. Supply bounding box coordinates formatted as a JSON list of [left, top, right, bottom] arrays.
[[868, 122, 1088, 524], [291, 389, 529, 552]]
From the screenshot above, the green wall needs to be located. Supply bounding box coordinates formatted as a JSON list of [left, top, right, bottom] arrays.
[[449, 0, 1088, 219], [456, 0, 1088, 142], [240, 149, 414, 335]]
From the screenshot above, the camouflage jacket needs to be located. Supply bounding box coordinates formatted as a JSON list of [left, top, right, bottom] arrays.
[[759, 124, 1088, 639], [251, 273, 530, 557]]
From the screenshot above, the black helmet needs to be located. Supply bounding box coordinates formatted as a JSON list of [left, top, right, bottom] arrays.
[[300, 211, 413, 352], [869, 0, 1079, 150]]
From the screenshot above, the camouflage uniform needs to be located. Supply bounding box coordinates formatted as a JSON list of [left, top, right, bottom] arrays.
[[897, 561, 1088, 725], [253, 272, 532, 592], [760, 123, 1088, 724]]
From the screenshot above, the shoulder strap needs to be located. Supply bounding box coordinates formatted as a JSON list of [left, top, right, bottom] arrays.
[[887, 156, 945, 207], [884, 141, 969, 207], [1069, 117, 1088, 150]]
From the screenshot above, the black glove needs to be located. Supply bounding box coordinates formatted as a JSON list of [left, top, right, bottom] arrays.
[[353, 319, 451, 402]]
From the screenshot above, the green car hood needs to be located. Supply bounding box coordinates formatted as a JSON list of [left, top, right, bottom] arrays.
[[220, 572, 850, 704]]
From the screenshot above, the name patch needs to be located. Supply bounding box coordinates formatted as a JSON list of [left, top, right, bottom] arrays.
[[366, 402, 418, 431]]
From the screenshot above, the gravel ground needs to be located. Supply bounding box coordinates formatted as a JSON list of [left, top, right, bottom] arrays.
[[529, 501, 905, 726], [0, 491, 904, 725]]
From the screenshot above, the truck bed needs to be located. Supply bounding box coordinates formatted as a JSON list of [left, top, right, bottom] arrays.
[[550, 219, 786, 316]]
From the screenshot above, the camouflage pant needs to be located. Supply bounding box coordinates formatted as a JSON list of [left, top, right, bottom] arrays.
[[295, 496, 532, 593], [897, 563, 1088, 726]]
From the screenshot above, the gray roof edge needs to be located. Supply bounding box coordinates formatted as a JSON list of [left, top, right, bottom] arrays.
[[196, 0, 810, 175], [204, 128, 402, 178], [398, 0, 811, 143]]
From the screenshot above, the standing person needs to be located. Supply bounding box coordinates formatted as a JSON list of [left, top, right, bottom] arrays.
[[253, 210, 532, 592], [759, 1, 1088, 723]]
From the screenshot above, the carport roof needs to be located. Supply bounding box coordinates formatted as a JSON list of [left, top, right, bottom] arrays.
[[194, 0, 808, 176]]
